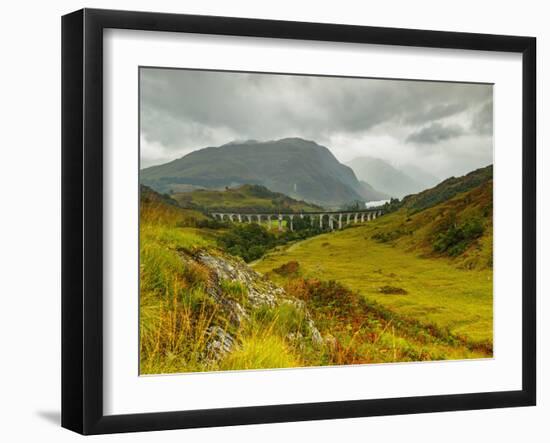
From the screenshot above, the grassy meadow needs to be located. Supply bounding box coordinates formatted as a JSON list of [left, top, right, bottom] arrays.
[[253, 224, 492, 349]]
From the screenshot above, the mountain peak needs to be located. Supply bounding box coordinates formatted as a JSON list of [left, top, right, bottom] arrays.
[[222, 137, 320, 148], [141, 138, 365, 206], [221, 139, 260, 147], [277, 137, 317, 145]]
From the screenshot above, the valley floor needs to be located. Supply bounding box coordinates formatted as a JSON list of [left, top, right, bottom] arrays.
[[253, 223, 493, 352]]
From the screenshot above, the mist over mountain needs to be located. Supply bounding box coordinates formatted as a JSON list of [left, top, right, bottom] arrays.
[[400, 163, 441, 190], [359, 181, 390, 201], [347, 156, 432, 199], [141, 138, 385, 207]]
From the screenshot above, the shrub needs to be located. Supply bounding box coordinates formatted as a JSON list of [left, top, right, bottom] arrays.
[[372, 230, 402, 243], [286, 279, 362, 319], [218, 220, 326, 262], [433, 215, 484, 256], [182, 261, 211, 288], [195, 218, 230, 229], [272, 261, 300, 277], [371, 227, 413, 243], [378, 285, 408, 295], [382, 197, 403, 213], [217, 223, 276, 262]]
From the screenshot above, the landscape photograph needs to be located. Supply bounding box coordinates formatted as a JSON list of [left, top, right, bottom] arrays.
[[139, 67, 494, 375]]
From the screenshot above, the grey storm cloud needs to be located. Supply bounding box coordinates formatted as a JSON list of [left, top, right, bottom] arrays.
[[405, 122, 465, 144], [402, 102, 468, 125], [471, 101, 494, 135], [140, 67, 493, 177]]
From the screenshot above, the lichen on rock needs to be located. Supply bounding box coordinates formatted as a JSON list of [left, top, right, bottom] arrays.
[[204, 326, 236, 362], [178, 249, 323, 363]]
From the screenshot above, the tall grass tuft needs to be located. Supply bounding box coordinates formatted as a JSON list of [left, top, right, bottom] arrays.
[[218, 324, 301, 371], [140, 198, 220, 374]]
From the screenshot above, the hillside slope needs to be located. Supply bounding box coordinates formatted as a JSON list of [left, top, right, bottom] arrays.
[[172, 184, 322, 213], [141, 138, 368, 207], [399, 164, 493, 213], [140, 184, 207, 226], [375, 179, 493, 270]]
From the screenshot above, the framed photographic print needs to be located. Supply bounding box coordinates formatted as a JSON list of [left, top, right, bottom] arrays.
[[61, 8, 536, 435]]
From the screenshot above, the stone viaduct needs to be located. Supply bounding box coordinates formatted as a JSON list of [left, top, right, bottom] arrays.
[[210, 209, 383, 232]]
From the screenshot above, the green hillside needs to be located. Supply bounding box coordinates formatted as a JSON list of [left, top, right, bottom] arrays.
[[399, 164, 493, 213], [140, 184, 208, 226], [375, 180, 493, 269], [172, 184, 322, 213]]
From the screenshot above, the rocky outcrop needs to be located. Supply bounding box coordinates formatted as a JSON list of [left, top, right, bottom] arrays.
[[196, 251, 284, 309], [205, 326, 236, 361], [178, 249, 323, 362]]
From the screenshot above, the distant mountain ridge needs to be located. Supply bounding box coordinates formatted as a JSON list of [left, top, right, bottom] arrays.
[[141, 138, 386, 207], [347, 156, 435, 198], [400, 164, 493, 213]]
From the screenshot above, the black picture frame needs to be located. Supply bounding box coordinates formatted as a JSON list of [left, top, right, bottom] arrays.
[[61, 8, 536, 435]]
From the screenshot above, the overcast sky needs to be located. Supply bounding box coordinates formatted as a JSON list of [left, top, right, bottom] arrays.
[[140, 68, 493, 179]]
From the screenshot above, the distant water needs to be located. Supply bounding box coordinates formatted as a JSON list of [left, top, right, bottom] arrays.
[[365, 199, 390, 208]]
